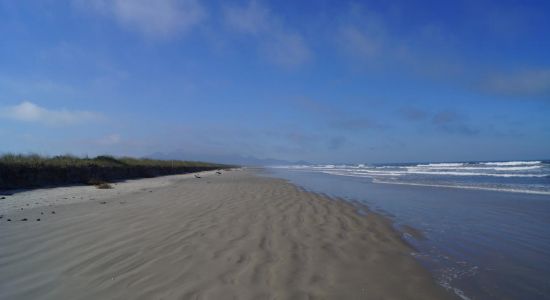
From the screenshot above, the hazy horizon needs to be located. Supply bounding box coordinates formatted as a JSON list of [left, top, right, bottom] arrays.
[[1, 0, 549, 163]]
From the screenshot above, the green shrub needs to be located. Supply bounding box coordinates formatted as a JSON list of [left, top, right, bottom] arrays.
[[0, 154, 234, 190]]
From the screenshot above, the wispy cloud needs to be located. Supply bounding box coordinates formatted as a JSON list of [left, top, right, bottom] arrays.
[[480, 69, 550, 98], [0, 101, 101, 125], [398, 106, 480, 135], [223, 1, 311, 67], [336, 5, 387, 63], [334, 4, 392, 66], [261, 32, 310, 68], [432, 110, 460, 125], [338, 25, 382, 60], [432, 110, 479, 135], [292, 97, 385, 132], [330, 118, 383, 131], [223, 1, 270, 35], [334, 3, 465, 79], [77, 0, 205, 39], [97, 133, 121, 145], [0, 76, 78, 98], [398, 107, 429, 121]]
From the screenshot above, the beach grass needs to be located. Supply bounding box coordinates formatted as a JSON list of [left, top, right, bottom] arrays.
[[0, 154, 232, 190]]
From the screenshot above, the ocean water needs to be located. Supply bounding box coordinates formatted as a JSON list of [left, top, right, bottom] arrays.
[[267, 160, 550, 300], [273, 160, 550, 195]]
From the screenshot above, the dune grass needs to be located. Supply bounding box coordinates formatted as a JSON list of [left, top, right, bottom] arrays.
[[0, 154, 233, 190], [0, 154, 225, 168]]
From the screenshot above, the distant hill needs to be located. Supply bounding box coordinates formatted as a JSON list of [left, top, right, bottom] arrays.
[[149, 151, 308, 167]]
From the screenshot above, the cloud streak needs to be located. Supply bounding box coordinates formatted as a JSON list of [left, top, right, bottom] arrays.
[[0, 101, 101, 125], [431, 111, 479, 135], [398, 106, 480, 135], [398, 107, 429, 121], [77, 0, 205, 39], [223, 1, 311, 67], [480, 69, 550, 98], [223, 1, 270, 35], [330, 118, 383, 131], [339, 25, 381, 60]]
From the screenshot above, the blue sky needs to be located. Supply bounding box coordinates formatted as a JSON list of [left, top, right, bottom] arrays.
[[1, 0, 549, 164]]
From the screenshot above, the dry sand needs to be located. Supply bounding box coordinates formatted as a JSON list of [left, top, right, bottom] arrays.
[[0, 169, 452, 299], [0, 170, 221, 215]]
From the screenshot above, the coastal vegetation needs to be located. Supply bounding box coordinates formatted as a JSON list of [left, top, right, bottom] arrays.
[[0, 154, 232, 190]]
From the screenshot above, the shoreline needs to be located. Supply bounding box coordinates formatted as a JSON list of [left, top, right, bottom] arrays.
[[372, 178, 550, 195], [0, 169, 453, 299]]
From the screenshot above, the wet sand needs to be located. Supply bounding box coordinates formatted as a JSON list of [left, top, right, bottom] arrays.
[[0, 169, 451, 299]]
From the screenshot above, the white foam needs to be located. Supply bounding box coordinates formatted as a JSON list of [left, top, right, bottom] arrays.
[[403, 170, 546, 177], [491, 165, 542, 171], [417, 163, 464, 167], [482, 161, 541, 166], [322, 166, 546, 178], [409, 165, 541, 171], [274, 164, 548, 178]]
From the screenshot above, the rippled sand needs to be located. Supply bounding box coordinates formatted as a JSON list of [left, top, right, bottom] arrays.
[[0, 169, 451, 299]]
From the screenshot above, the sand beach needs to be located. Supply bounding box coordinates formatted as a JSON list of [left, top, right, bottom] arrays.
[[0, 169, 451, 299]]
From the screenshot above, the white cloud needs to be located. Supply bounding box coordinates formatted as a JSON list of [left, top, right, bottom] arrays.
[[0, 101, 101, 125], [339, 25, 381, 60], [334, 4, 463, 77], [334, 4, 388, 63], [262, 32, 311, 68], [224, 1, 270, 34], [77, 0, 205, 39], [223, 1, 311, 67]]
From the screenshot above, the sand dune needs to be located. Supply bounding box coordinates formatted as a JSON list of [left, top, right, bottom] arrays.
[[0, 170, 452, 299]]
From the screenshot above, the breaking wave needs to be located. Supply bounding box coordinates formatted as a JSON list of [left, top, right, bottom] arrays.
[[272, 160, 550, 194]]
